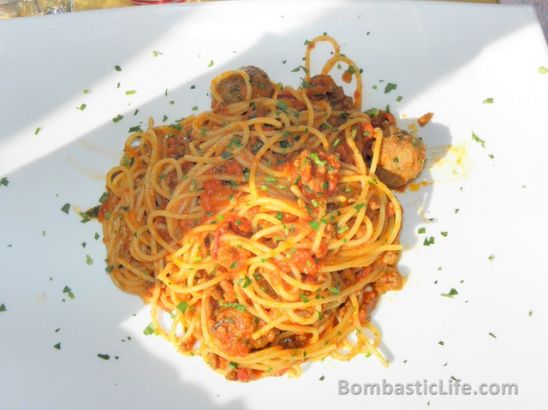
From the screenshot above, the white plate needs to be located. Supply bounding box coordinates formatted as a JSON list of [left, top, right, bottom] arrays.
[[1, 1, 547, 409]]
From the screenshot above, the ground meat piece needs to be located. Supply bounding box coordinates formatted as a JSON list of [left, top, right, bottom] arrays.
[[374, 271, 404, 294], [215, 66, 273, 104], [306, 74, 354, 110], [369, 110, 397, 130], [288, 149, 340, 200], [376, 126, 426, 189], [210, 308, 256, 357], [359, 289, 379, 324], [278, 333, 311, 349]]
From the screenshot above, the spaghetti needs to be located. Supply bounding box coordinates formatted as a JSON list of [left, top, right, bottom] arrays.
[[98, 35, 417, 382]]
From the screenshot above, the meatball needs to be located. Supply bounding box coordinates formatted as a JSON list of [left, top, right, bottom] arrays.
[[376, 126, 426, 189], [215, 65, 273, 103], [306, 74, 354, 110]]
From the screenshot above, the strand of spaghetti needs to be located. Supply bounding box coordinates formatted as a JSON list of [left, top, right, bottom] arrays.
[[211, 69, 252, 103]]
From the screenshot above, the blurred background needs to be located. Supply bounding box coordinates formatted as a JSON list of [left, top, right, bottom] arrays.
[[0, 0, 546, 43]]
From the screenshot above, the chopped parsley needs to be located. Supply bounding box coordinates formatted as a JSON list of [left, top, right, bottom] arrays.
[[208, 60, 214, 68], [300, 294, 310, 303], [329, 286, 340, 295], [177, 301, 188, 313], [152, 50, 163, 57], [396, 96, 403, 102], [418, 227, 426, 234], [440, 231, 448, 237], [488, 332, 497, 339], [319, 375, 325, 381], [220, 302, 246, 312], [76, 103, 87, 111], [471, 132, 486, 147], [143, 323, 155, 335], [337, 225, 349, 234], [83, 89, 89, 94], [97, 353, 110, 360], [483, 98, 494, 104], [85, 255, 94, 265], [275, 212, 283, 221], [354, 203, 365, 211], [229, 361, 238, 369], [309, 220, 320, 231], [423, 236, 435, 246], [114, 65, 122, 71], [276, 100, 289, 113], [133, 109, 139, 116], [62, 285, 75, 300], [54, 343, 61, 350], [242, 276, 252, 288], [438, 341, 445, 346], [112, 114, 123, 123], [365, 107, 379, 117], [0, 304, 6, 312], [191, 105, 198, 112], [61, 203, 70, 214], [125, 90, 136, 96], [94, 232, 100, 240], [34, 127, 42, 135], [128, 125, 142, 133], [384, 82, 397, 94], [441, 288, 458, 298], [538, 66, 548, 74], [0, 177, 8, 187], [309, 152, 326, 166], [488, 254, 495, 262]]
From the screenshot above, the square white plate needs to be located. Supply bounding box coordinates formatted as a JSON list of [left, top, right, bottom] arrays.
[[1, 1, 547, 409]]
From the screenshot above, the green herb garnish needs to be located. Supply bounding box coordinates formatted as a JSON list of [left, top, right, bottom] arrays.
[[472, 132, 486, 147], [441, 288, 458, 298], [177, 302, 188, 313], [61, 203, 70, 214], [384, 83, 397, 94]]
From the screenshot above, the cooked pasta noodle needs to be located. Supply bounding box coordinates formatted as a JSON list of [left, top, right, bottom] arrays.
[[97, 35, 416, 382]]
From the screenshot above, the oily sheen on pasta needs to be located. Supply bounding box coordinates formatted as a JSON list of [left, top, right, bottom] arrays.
[[98, 35, 424, 382]]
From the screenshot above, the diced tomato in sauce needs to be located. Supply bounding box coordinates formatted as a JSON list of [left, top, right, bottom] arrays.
[[200, 179, 233, 213], [283, 249, 318, 277]]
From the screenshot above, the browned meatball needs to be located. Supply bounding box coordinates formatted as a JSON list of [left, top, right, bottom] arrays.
[[376, 126, 426, 189], [306, 74, 354, 110], [215, 65, 273, 103]]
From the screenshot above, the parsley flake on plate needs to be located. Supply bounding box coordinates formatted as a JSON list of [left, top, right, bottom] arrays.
[[441, 288, 458, 298], [61, 203, 70, 214], [112, 114, 123, 123], [472, 132, 486, 147], [384, 82, 397, 94]]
